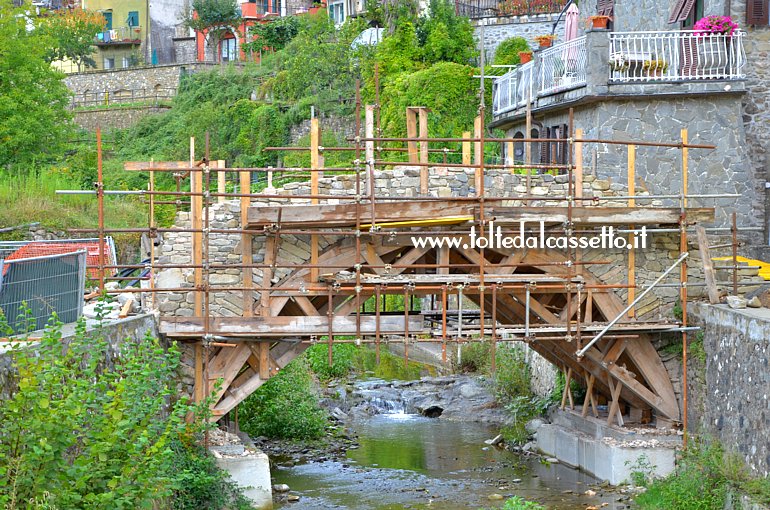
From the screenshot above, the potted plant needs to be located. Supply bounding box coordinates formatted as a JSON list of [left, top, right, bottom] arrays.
[[588, 15, 611, 29], [642, 59, 669, 77], [518, 50, 533, 64], [693, 15, 739, 75], [609, 53, 629, 72], [534, 34, 557, 49]]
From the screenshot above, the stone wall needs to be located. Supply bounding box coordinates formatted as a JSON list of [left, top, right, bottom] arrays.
[[688, 303, 770, 478], [73, 105, 170, 131], [173, 37, 198, 65], [289, 113, 358, 145], [63, 62, 222, 97], [472, 14, 566, 62]]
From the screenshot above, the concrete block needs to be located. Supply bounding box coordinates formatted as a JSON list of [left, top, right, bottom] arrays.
[[215, 452, 273, 510]]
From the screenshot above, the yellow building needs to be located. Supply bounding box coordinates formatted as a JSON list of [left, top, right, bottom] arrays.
[[82, 0, 150, 70]]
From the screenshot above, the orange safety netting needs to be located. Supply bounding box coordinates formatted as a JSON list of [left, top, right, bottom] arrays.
[[3, 241, 113, 279]]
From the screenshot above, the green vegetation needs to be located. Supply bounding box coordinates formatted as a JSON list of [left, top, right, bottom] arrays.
[[239, 356, 329, 440], [38, 8, 106, 71], [501, 495, 546, 509], [0, 313, 248, 509], [635, 438, 770, 509], [0, 3, 72, 169], [493, 36, 531, 66], [183, 0, 242, 63]]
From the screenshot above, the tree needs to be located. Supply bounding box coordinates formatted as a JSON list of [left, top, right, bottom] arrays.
[[183, 0, 242, 63], [242, 15, 300, 53], [0, 4, 72, 169], [38, 8, 105, 71]]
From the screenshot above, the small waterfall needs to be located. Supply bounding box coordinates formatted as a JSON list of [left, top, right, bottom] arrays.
[[369, 396, 412, 415]]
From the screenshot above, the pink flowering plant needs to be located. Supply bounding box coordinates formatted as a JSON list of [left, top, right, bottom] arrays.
[[693, 15, 739, 36]]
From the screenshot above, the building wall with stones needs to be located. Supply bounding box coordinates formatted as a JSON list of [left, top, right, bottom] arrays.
[[684, 303, 770, 478], [500, 93, 763, 244], [289, 113, 358, 145], [472, 14, 566, 62]]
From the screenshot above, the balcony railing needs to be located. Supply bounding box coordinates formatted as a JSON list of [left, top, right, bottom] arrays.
[[539, 35, 588, 96], [493, 62, 534, 116], [95, 26, 142, 45], [609, 30, 746, 82], [455, 0, 565, 19]]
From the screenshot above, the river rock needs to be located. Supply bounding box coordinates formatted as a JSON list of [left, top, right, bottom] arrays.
[[273, 484, 290, 493], [747, 296, 762, 308], [287, 494, 300, 502], [525, 418, 545, 434], [484, 434, 504, 446], [727, 296, 747, 309], [331, 407, 349, 421], [488, 493, 505, 500]]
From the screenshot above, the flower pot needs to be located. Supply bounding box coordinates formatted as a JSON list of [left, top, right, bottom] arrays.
[[519, 51, 533, 64], [538, 39, 553, 49], [591, 16, 610, 29]]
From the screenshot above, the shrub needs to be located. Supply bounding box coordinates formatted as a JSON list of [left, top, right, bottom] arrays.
[[456, 342, 492, 373], [0, 316, 206, 509], [306, 343, 358, 381], [494, 36, 531, 66], [238, 357, 328, 439]]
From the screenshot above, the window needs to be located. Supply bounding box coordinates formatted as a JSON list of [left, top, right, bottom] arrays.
[[539, 124, 569, 170], [747, 0, 769, 25], [127, 11, 139, 27], [104, 57, 115, 69], [329, 1, 345, 24], [102, 11, 112, 30], [220, 36, 237, 62], [122, 56, 130, 68]]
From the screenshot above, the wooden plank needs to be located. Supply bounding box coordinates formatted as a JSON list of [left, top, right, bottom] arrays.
[[160, 315, 426, 337], [696, 225, 720, 304], [310, 118, 321, 283], [364, 243, 387, 275], [124, 160, 190, 171], [293, 295, 321, 316], [118, 298, 133, 318], [259, 342, 270, 380], [247, 204, 713, 228], [240, 169, 254, 317]]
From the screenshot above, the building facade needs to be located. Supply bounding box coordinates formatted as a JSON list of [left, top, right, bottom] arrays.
[[489, 0, 770, 248]]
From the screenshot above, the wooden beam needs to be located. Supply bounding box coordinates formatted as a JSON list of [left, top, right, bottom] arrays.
[[240, 169, 253, 317], [310, 117, 321, 283], [217, 160, 226, 204], [628, 144, 636, 318], [462, 131, 471, 166], [419, 107, 429, 194], [160, 315, 426, 337], [574, 128, 583, 203], [247, 204, 714, 228], [696, 225, 720, 304], [474, 114, 482, 192], [124, 161, 190, 171], [190, 138, 203, 317]]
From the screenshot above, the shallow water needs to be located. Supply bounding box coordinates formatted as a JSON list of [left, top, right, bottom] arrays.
[[273, 413, 628, 509]]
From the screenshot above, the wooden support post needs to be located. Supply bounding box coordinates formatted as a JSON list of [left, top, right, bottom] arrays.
[[681, 129, 688, 208], [310, 118, 321, 283], [462, 131, 471, 166], [581, 371, 599, 418], [696, 226, 720, 304], [217, 160, 226, 203], [240, 169, 253, 316], [419, 108, 429, 194], [148, 166, 155, 310], [607, 373, 624, 427], [259, 341, 270, 380], [525, 102, 532, 192], [194, 343, 203, 403], [628, 144, 636, 318], [574, 128, 583, 203], [190, 137, 203, 317], [406, 108, 418, 164], [474, 114, 482, 193], [560, 366, 574, 410]]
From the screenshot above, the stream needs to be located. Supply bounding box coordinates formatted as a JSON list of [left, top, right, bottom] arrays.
[[271, 378, 632, 510]]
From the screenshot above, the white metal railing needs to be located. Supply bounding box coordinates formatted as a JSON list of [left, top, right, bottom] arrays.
[[492, 61, 535, 116], [539, 36, 588, 96], [609, 30, 746, 82]]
